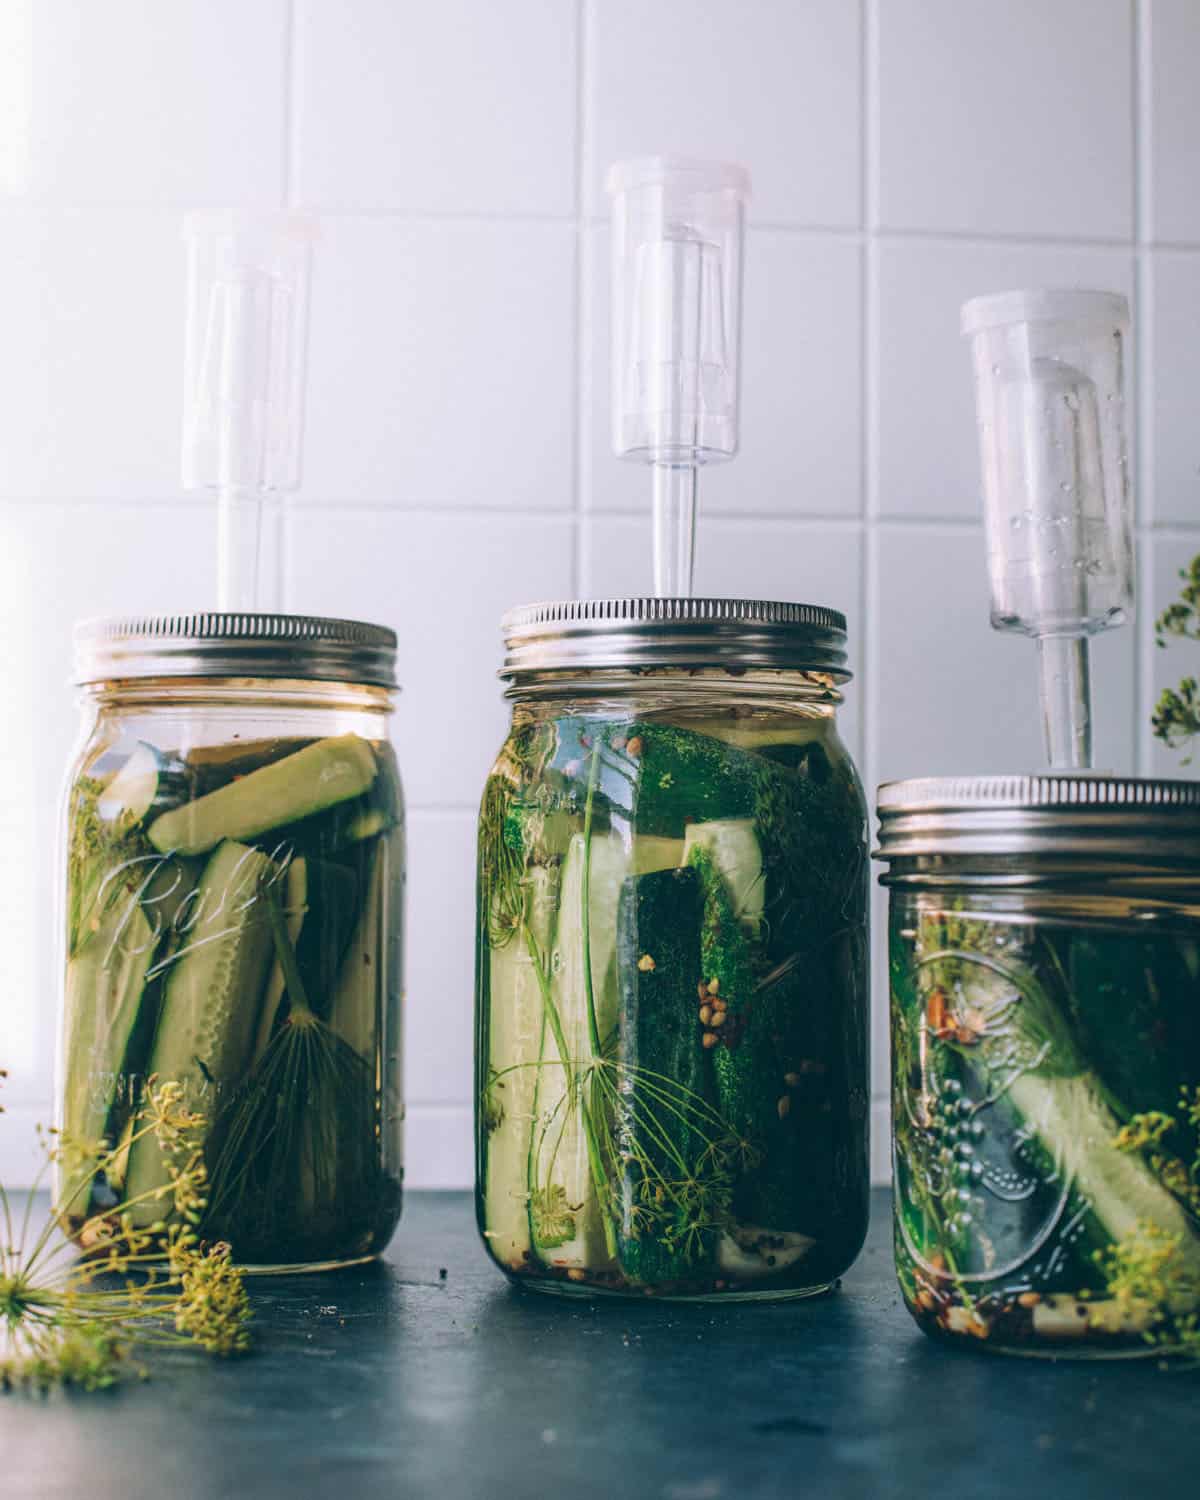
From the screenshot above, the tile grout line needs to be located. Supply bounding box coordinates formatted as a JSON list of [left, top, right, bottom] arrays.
[[570, 0, 591, 600], [282, 0, 297, 210], [7, 494, 1198, 532], [862, 0, 888, 1169], [862, 0, 883, 815], [861, 0, 882, 796], [279, 0, 297, 611], [1134, 0, 1154, 775]]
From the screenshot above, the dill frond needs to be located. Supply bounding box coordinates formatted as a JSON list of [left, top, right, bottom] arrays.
[[0, 1072, 252, 1393], [1153, 553, 1200, 762]]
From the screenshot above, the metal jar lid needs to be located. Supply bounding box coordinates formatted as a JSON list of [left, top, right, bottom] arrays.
[[875, 773, 1200, 874], [500, 597, 849, 683], [74, 613, 398, 689]]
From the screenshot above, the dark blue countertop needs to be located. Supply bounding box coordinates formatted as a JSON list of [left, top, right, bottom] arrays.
[[1, 1189, 1194, 1499]]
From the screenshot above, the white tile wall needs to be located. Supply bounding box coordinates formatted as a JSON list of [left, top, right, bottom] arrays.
[[0, 207, 189, 500], [1149, 252, 1200, 525], [299, 218, 576, 508], [1, 1, 1198, 1191], [878, 0, 1134, 241], [294, 0, 578, 216], [1148, 0, 1200, 245], [14, 1, 289, 206], [586, 0, 862, 226]]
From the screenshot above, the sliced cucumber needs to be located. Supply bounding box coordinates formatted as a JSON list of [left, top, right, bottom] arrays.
[[343, 807, 392, 845], [135, 855, 200, 953], [690, 840, 774, 1159], [482, 864, 559, 1271], [97, 742, 162, 825], [293, 856, 361, 1021], [62, 898, 155, 1152], [682, 819, 764, 933], [124, 840, 277, 1222], [629, 724, 757, 836], [330, 846, 392, 1061], [1006, 1070, 1200, 1278], [675, 719, 823, 752], [1026, 1293, 1156, 1340], [252, 856, 308, 1063], [280, 773, 401, 860], [148, 734, 378, 857], [949, 950, 1200, 1283], [717, 1225, 815, 1278], [630, 834, 685, 875], [531, 832, 627, 1271]]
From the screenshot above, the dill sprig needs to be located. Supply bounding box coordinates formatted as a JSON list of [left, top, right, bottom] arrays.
[[1153, 552, 1200, 763], [1094, 1086, 1200, 1361], [0, 1071, 251, 1392], [66, 774, 154, 956], [505, 1049, 750, 1267], [203, 876, 378, 1259], [1095, 1222, 1200, 1363], [598, 1058, 751, 1266]]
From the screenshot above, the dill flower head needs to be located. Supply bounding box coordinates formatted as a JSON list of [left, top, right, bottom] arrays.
[[172, 1242, 252, 1357], [1113, 1111, 1177, 1154], [143, 1077, 206, 1156]]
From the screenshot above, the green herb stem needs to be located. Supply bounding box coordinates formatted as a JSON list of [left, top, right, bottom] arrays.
[[521, 918, 618, 1260], [580, 737, 604, 1061]]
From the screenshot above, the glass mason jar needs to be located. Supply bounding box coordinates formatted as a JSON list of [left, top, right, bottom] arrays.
[[475, 598, 870, 1300], [58, 615, 405, 1273], [877, 775, 1200, 1358]]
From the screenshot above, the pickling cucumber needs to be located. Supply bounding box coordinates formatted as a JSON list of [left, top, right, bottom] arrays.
[[626, 723, 758, 836], [97, 742, 162, 825], [95, 741, 194, 827], [135, 855, 200, 952], [280, 756, 402, 860], [677, 720, 824, 753], [147, 734, 378, 856], [482, 864, 559, 1271], [631, 835, 685, 875], [943, 943, 1200, 1284], [530, 833, 627, 1270], [683, 819, 763, 934], [124, 840, 277, 1220], [615, 864, 714, 1284], [253, 856, 308, 1062], [62, 897, 155, 1151], [689, 843, 776, 1160], [1006, 1070, 1200, 1281], [293, 855, 362, 1021], [330, 846, 390, 1061], [717, 1223, 816, 1278]]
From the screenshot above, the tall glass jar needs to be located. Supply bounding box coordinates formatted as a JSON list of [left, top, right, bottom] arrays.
[[58, 615, 405, 1273], [877, 775, 1200, 1358], [475, 598, 870, 1300]]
